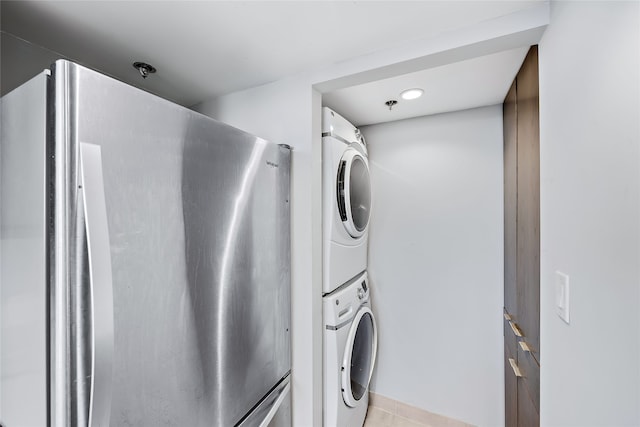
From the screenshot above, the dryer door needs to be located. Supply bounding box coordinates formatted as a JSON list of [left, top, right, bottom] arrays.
[[337, 149, 371, 238], [341, 306, 378, 408]]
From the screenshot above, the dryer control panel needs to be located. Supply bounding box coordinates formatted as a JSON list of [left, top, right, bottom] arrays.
[[322, 107, 368, 156]]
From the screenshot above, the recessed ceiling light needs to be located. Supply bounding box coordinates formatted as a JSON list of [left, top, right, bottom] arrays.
[[400, 88, 424, 100]]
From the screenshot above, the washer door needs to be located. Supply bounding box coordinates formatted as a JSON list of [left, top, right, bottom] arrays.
[[341, 306, 378, 408], [336, 149, 371, 238]]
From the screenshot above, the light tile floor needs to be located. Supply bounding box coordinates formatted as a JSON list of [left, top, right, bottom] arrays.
[[364, 406, 431, 427]]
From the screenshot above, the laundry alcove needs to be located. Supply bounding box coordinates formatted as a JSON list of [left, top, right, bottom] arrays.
[[320, 46, 532, 427]]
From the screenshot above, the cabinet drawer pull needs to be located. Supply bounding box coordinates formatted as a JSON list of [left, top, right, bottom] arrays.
[[509, 321, 523, 337], [519, 341, 532, 353], [508, 358, 523, 377], [503, 313, 512, 321]]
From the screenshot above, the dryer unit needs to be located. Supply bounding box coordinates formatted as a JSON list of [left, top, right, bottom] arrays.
[[322, 107, 371, 295], [323, 271, 377, 427]]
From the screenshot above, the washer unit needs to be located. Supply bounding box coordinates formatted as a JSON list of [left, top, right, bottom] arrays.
[[324, 271, 378, 427], [322, 107, 372, 295]]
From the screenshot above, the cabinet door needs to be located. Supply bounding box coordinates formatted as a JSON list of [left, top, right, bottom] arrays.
[[504, 350, 518, 427], [518, 343, 540, 413], [516, 46, 540, 360], [503, 80, 518, 317], [518, 375, 540, 427], [504, 44, 540, 427]]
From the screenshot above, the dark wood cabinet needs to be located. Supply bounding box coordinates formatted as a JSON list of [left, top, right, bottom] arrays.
[[504, 349, 518, 427], [504, 79, 518, 318], [516, 46, 541, 361], [517, 376, 540, 427], [503, 45, 540, 427]]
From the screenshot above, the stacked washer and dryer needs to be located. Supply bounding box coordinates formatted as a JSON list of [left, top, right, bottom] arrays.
[[322, 107, 378, 427]]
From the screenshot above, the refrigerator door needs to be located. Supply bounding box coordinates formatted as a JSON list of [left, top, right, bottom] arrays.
[[51, 61, 291, 426]]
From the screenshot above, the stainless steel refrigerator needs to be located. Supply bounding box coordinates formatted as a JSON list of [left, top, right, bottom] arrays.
[[1, 60, 292, 427]]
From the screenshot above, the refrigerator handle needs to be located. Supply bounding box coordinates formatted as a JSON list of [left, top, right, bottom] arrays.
[[237, 374, 291, 427], [258, 379, 290, 427], [79, 142, 115, 427]]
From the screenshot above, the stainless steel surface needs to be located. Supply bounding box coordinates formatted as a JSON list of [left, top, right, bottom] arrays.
[[265, 382, 292, 427], [53, 60, 292, 426], [0, 72, 48, 427], [238, 374, 291, 427], [79, 143, 114, 427], [264, 381, 291, 427], [51, 59, 79, 427]]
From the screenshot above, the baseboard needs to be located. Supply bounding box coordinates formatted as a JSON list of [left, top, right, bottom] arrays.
[[368, 392, 475, 427]]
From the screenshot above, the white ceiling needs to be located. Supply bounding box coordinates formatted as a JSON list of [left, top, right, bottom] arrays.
[[2, 0, 542, 110], [323, 47, 529, 126]]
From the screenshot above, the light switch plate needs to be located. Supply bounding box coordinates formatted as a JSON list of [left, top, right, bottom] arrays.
[[555, 271, 570, 324]]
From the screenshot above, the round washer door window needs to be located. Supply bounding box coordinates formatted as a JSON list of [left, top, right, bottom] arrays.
[[341, 306, 378, 408], [336, 150, 371, 238]]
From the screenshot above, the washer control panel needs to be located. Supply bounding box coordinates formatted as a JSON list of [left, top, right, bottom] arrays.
[[323, 271, 370, 326]]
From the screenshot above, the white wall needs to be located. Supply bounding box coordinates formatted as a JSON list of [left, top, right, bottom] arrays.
[[1, 31, 64, 96], [538, 1, 640, 426], [361, 106, 504, 427]]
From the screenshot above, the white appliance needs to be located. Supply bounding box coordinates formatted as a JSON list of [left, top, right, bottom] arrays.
[[323, 271, 378, 427], [322, 107, 372, 295]]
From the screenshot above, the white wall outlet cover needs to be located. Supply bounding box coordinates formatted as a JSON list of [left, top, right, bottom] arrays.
[[555, 271, 570, 324]]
